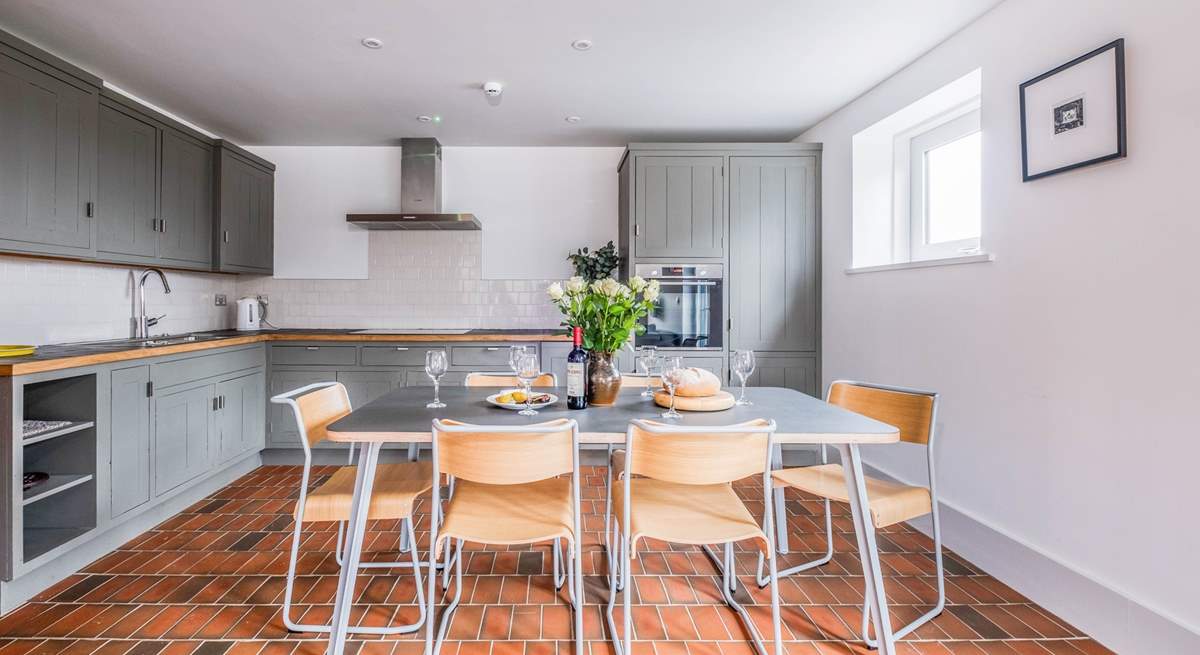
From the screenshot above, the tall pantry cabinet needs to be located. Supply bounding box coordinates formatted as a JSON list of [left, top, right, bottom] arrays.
[[618, 143, 821, 397]]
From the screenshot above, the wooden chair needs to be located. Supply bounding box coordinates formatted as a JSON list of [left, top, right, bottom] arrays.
[[426, 418, 583, 655], [270, 382, 432, 635], [463, 372, 557, 387], [618, 373, 662, 389], [759, 380, 942, 647], [607, 419, 782, 655]]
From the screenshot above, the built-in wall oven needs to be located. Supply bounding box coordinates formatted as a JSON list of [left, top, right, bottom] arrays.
[[634, 263, 723, 350]]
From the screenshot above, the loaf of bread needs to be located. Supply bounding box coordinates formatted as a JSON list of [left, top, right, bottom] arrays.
[[669, 367, 722, 397]]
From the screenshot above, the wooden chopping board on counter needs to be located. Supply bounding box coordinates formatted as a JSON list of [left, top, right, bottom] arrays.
[[653, 389, 736, 412]]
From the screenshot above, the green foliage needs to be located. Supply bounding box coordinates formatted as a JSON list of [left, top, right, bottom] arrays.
[[546, 277, 660, 354], [567, 241, 620, 282]]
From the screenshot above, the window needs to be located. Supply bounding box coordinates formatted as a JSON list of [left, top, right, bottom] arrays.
[[851, 69, 985, 271]]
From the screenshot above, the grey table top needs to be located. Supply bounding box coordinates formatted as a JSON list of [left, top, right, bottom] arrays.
[[327, 386, 899, 445]]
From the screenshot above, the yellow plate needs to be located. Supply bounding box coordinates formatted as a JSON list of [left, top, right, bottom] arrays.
[[0, 345, 36, 358]]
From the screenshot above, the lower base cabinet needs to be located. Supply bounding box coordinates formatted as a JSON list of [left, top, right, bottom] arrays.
[[152, 384, 213, 495], [747, 353, 818, 397], [109, 366, 151, 518], [216, 371, 265, 464]]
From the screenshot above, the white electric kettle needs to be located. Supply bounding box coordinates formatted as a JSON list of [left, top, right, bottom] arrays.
[[236, 296, 263, 331]]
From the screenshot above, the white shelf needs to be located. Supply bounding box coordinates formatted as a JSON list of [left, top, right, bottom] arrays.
[[22, 420, 94, 446], [22, 473, 94, 506]]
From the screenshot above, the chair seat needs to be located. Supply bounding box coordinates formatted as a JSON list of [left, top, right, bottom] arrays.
[[614, 478, 768, 558], [301, 462, 433, 522], [436, 477, 575, 555], [772, 464, 931, 528]]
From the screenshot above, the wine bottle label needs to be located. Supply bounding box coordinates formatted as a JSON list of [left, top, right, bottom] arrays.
[[566, 362, 585, 397]]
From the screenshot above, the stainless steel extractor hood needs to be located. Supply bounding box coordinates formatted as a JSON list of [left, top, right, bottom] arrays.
[[346, 138, 481, 230]]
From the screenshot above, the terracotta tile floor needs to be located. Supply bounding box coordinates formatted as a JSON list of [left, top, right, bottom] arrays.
[[0, 465, 1111, 655]]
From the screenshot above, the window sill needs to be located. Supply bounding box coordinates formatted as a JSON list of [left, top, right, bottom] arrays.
[[845, 252, 994, 275]]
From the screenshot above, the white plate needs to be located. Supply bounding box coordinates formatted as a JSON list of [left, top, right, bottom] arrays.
[[486, 389, 558, 411]]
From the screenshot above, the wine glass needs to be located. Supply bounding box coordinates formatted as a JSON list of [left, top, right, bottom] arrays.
[[660, 356, 683, 419], [732, 350, 756, 406], [508, 345, 531, 376], [515, 352, 541, 416], [425, 349, 448, 409], [637, 346, 659, 399]]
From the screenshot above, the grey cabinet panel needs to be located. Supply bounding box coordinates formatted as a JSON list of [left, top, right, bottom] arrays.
[[96, 105, 157, 258], [336, 371, 404, 409], [634, 156, 723, 258], [0, 53, 95, 253], [540, 342, 573, 390], [272, 345, 356, 367], [450, 345, 526, 368], [361, 345, 439, 366], [268, 370, 333, 447], [405, 370, 468, 387], [746, 354, 818, 397], [679, 355, 725, 381], [152, 384, 213, 495], [216, 372, 264, 463], [158, 129, 213, 265], [109, 366, 151, 518], [729, 156, 818, 352], [216, 147, 274, 273]]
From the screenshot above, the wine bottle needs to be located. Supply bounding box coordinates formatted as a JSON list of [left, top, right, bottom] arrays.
[[566, 326, 587, 410]]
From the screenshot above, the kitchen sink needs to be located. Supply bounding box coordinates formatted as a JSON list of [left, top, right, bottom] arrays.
[[66, 334, 232, 350]]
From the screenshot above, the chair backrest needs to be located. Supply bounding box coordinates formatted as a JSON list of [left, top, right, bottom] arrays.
[[828, 380, 936, 445], [626, 419, 775, 485], [463, 372, 558, 387], [620, 374, 662, 389], [432, 418, 577, 485], [270, 382, 351, 449]]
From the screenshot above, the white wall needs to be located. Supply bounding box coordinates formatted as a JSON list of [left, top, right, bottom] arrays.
[[0, 255, 235, 345], [249, 145, 622, 281], [246, 147, 402, 280], [801, 0, 1200, 651], [442, 147, 622, 280]]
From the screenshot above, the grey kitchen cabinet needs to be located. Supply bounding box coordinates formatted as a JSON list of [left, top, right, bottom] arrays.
[[268, 370, 332, 447], [728, 156, 819, 352], [0, 51, 96, 256], [96, 105, 158, 259], [680, 355, 725, 381], [405, 370, 469, 387], [336, 370, 404, 409], [109, 366, 151, 518], [633, 156, 724, 258], [215, 371, 265, 464], [157, 129, 213, 266], [540, 342, 573, 388], [746, 354, 818, 397], [152, 383, 213, 495], [214, 141, 274, 274]]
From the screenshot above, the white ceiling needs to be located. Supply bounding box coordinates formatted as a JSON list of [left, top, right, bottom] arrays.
[[0, 0, 1001, 146]]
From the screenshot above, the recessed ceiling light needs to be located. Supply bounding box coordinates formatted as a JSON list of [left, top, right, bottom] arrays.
[[416, 115, 442, 123], [571, 39, 593, 51], [360, 37, 384, 49], [565, 116, 582, 124]]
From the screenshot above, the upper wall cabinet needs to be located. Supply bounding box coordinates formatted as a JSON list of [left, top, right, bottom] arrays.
[[728, 156, 819, 352], [0, 48, 97, 257], [633, 155, 724, 258], [96, 95, 214, 269], [214, 141, 274, 274]]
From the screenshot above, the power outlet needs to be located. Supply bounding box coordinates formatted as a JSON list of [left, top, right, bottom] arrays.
[[214, 294, 227, 306]]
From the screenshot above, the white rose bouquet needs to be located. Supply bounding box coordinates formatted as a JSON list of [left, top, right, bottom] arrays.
[[546, 275, 659, 354]]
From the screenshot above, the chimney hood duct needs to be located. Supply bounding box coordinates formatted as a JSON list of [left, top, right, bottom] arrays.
[[346, 137, 481, 230]]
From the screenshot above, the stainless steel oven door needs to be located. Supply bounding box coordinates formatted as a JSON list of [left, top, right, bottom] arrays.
[[635, 264, 723, 349]]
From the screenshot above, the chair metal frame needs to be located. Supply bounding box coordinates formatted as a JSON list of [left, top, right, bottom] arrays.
[[425, 418, 585, 655], [754, 379, 943, 648], [605, 419, 783, 655], [269, 381, 427, 635]]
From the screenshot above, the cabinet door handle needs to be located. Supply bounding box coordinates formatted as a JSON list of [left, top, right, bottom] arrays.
[[213, 397, 220, 411], [220, 395, 226, 409], [634, 224, 640, 237], [395, 347, 409, 351], [160, 219, 166, 233], [486, 347, 501, 351], [85, 201, 94, 218], [306, 346, 319, 351], [223, 230, 230, 243]]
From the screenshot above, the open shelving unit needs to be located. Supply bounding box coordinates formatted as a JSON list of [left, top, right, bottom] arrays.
[[19, 374, 98, 563]]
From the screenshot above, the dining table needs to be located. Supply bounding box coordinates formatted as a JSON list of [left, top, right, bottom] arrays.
[[323, 385, 903, 655]]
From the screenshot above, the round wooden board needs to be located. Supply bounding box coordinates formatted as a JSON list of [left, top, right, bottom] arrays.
[[654, 389, 736, 412]]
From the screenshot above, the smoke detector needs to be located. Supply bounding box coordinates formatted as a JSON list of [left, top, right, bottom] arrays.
[[360, 37, 384, 49], [482, 81, 504, 106], [571, 39, 593, 51]]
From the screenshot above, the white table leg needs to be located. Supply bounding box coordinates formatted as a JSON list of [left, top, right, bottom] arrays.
[[771, 444, 789, 554], [326, 441, 382, 655], [837, 444, 895, 655]]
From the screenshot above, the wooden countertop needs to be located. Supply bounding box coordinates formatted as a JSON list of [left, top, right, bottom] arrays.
[[0, 329, 569, 376]]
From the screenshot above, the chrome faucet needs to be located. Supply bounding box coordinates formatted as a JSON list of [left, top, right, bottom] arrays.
[[134, 268, 172, 338]]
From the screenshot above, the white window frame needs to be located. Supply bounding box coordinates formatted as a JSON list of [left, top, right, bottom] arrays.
[[892, 100, 982, 263]]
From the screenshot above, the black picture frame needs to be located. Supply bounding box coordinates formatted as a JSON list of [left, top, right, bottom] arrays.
[[1019, 38, 1126, 182]]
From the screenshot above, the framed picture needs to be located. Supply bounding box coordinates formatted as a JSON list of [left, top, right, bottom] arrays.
[[1019, 38, 1126, 181]]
